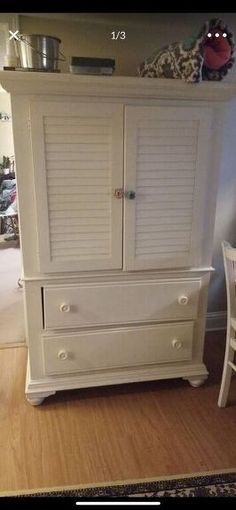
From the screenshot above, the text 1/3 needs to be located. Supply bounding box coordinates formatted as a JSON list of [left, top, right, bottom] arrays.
[[111, 31, 126, 40]]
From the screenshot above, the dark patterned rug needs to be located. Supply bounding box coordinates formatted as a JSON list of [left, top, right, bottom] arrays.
[[2, 471, 236, 498]]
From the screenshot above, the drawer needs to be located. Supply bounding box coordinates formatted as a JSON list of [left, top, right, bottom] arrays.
[[43, 279, 200, 329], [42, 321, 194, 376]]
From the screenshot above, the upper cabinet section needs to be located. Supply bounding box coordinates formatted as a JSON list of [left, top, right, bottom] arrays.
[[29, 101, 213, 273], [0, 72, 228, 276]]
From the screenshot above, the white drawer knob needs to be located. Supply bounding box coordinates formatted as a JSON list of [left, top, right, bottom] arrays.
[[178, 295, 189, 306], [60, 303, 71, 313], [57, 350, 69, 361], [172, 338, 183, 350]]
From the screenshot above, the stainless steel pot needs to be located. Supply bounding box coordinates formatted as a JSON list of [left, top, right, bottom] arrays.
[[17, 34, 65, 71]]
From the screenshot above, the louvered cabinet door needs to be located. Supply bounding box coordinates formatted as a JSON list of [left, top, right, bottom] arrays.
[[124, 106, 213, 270], [29, 101, 123, 272]]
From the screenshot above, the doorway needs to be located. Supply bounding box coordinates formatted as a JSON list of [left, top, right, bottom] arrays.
[[0, 90, 24, 345]]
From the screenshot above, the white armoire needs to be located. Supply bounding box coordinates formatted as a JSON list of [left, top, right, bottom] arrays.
[[0, 71, 233, 405]]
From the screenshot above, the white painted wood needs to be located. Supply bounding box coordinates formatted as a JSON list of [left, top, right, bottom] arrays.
[[25, 357, 209, 398], [29, 101, 123, 272], [1, 71, 236, 100], [26, 393, 56, 406], [183, 376, 208, 387], [124, 105, 213, 270], [23, 267, 215, 283], [43, 279, 200, 329], [42, 322, 194, 376], [1, 72, 225, 403]]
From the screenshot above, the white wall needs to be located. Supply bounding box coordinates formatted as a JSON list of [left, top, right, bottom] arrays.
[[2, 12, 236, 315]]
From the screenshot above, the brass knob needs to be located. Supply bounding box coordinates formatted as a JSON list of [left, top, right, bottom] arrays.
[[114, 188, 124, 199]]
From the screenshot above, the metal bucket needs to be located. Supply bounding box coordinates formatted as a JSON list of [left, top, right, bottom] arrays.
[[17, 34, 64, 71]]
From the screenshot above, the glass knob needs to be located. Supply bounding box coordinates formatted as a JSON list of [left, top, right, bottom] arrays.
[[125, 190, 136, 200]]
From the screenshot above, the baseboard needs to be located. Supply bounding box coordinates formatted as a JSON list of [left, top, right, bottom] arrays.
[[0, 341, 26, 350], [206, 311, 227, 331]]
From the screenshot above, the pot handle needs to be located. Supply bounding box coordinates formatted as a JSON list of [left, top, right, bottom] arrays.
[[58, 51, 66, 62]]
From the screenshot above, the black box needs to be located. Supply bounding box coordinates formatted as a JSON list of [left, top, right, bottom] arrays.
[[70, 56, 115, 75]]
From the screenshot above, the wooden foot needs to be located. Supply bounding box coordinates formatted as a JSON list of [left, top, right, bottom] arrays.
[[183, 375, 208, 388], [26, 391, 56, 406]]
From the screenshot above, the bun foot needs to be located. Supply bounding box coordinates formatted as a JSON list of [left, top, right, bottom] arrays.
[[183, 375, 208, 388], [26, 391, 56, 406]]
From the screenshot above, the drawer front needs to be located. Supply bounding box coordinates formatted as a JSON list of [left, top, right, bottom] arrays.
[[43, 279, 200, 329], [42, 321, 194, 375]]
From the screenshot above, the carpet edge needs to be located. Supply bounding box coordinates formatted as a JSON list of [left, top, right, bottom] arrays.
[[1, 468, 236, 497]]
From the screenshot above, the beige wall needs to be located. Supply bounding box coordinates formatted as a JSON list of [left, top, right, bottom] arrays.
[[2, 12, 236, 314], [209, 100, 236, 312], [18, 12, 236, 80]]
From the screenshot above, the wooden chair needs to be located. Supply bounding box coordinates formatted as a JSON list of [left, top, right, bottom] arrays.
[[218, 241, 236, 407]]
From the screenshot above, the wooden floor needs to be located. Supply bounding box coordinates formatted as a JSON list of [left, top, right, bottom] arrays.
[[0, 330, 236, 492]]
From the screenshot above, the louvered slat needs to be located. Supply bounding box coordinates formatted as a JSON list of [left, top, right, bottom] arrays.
[[47, 161, 110, 170], [44, 116, 110, 126], [46, 152, 110, 161], [138, 136, 196, 146], [137, 120, 198, 129], [45, 124, 111, 135], [137, 161, 195, 170], [137, 154, 196, 163]]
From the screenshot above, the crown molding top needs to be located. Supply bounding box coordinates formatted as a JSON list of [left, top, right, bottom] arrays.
[[1, 71, 236, 101]]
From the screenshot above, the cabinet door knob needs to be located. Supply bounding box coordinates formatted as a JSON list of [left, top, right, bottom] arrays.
[[125, 190, 136, 200], [57, 350, 69, 360], [60, 303, 71, 313], [114, 188, 124, 199], [178, 295, 189, 306], [172, 339, 183, 350]]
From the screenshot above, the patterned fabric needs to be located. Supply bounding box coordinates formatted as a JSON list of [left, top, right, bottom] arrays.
[[138, 18, 235, 82], [1, 215, 19, 237]]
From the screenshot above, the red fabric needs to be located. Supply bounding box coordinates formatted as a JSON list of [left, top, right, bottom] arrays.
[[203, 31, 231, 70]]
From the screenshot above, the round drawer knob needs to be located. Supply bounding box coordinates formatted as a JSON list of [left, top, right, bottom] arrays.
[[172, 338, 183, 350], [60, 303, 71, 313], [57, 350, 69, 361], [178, 295, 189, 306]]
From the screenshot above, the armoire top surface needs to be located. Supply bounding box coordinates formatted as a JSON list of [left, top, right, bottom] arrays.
[[1, 71, 236, 100]]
